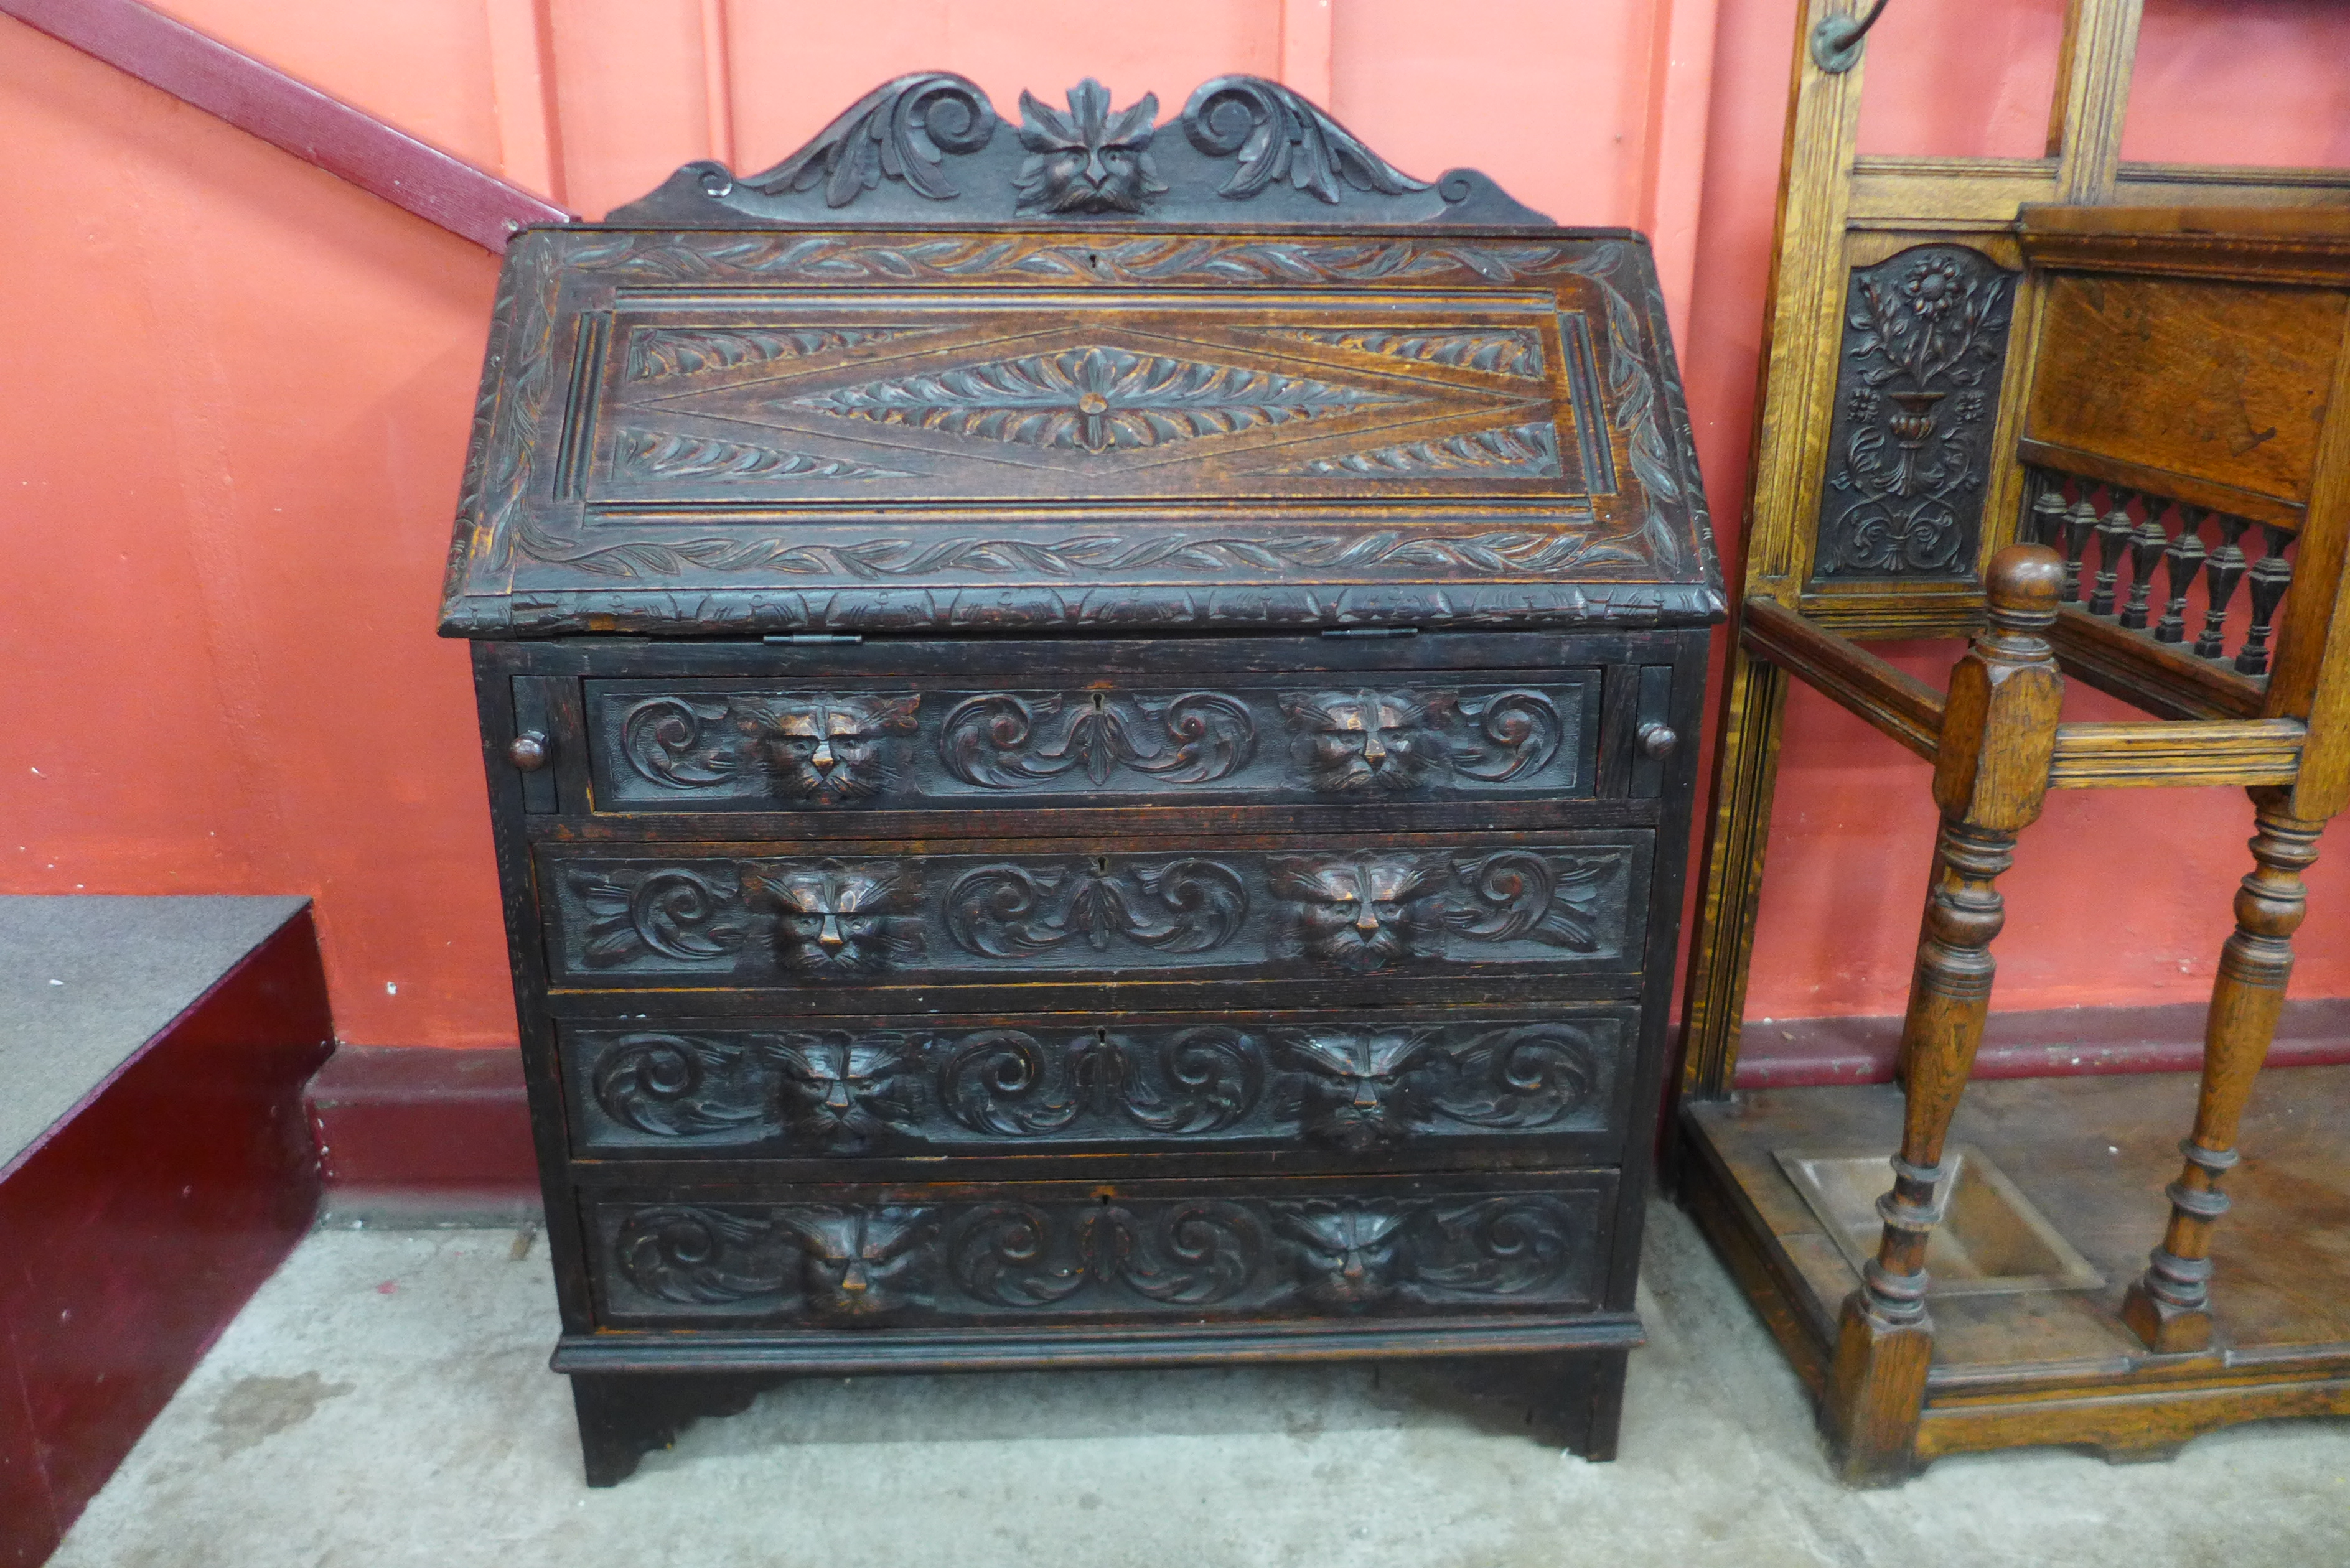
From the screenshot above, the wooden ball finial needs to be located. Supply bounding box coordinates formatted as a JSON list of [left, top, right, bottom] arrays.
[[1985, 543, 2064, 632]]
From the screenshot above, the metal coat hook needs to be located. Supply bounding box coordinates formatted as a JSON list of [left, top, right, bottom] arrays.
[[1812, 0, 1893, 73]]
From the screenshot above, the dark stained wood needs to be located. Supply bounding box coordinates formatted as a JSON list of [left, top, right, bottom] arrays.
[[0, 0, 573, 253], [442, 76, 1719, 1485]]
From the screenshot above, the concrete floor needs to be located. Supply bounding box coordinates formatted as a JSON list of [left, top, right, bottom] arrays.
[[54, 1200, 2350, 1568]]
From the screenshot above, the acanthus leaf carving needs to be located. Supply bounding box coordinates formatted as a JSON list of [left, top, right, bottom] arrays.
[[936, 1025, 1261, 1137], [568, 866, 745, 968], [615, 429, 917, 483], [948, 1202, 1262, 1308], [939, 689, 1255, 788], [604, 1190, 1594, 1319], [591, 1033, 779, 1138], [787, 344, 1406, 455], [1443, 849, 1609, 951], [1275, 1022, 1603, 1149], [944, 856, 1247, 958], [1263, 326, 1545, 378], [1179, 75, 1430, 203], [736, 72, 998, 205], [625, 325, 941, 380], [1452, 691, 1564, 782], [1289, 421, 1561, 480]]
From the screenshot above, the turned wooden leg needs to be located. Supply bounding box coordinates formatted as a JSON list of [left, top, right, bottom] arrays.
[[1829, 820, 2018, 1482], [2122, 793, 2324, 1353], [1825, 545, 2065, 1486]]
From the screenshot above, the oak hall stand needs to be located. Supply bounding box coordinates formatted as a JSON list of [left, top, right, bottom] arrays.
[[1675, 1, 2350, 1484]]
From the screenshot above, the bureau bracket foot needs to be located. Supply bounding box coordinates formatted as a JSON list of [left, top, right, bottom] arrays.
[[569, 1371, 784, 1486]]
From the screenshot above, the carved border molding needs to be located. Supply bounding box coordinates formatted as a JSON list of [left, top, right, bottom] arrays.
[[438, 231, 1723, 636], [598, 1187, 1603, 1320], [571, 1019, 1619, 1155]]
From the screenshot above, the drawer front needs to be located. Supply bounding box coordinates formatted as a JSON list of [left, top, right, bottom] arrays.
[[537, 832, 1652, 992], [582, 672, 1598, 813], [559, 1006, 1636, 1163], [586, 1171, 1614, 1328]]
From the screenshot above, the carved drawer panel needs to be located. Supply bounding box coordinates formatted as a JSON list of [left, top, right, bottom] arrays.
[[559, 1006, 1636, 1163], [536, 831, 1652, 992], [586, 1171, 1615, 1328], [581, 673, 1599, 812]]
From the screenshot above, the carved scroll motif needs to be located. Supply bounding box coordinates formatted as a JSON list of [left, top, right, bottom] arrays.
[[1444, 850, 1611, 950], [1179, 75, 1429, 203], [591, 1030, 921, 1147], [591, 1033, 780, 1138], [619, 693, 920, 802], [944, 857, 1247, 957], [606, 1191, 1593, 1318], [937, 1027, 1261, 1137], [939, 690, 1255, 788], [1281, 688, 1564, 794], [948, 1202, 1263, 1307], [614, 1205, 940, 1322], [1276, 1022, 1602, 1150], [568, 867, 744, 968], [1275, 1195, 1581, 1309], [1815, 244, 2016, 580], [737, 72, 998, 205], [1271, 848, 1620, 971]]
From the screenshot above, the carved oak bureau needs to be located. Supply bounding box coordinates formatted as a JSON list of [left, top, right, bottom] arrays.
[[437, 72, 1721, 1483]]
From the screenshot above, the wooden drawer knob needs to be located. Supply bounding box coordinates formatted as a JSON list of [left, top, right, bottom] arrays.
[[508, 730, 551, 772], [1638, 722, 1678, 759]]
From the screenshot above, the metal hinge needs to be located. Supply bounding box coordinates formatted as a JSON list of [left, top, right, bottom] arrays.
[[1319, 627, 1418, 640], [762, 633, 864, 645]]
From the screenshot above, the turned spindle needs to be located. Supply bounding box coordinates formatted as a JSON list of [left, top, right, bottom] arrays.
[[2059, 484, 2098, 604], [2153, 505, 2208, 644], [2234, 526, 2295, 677], [2196, 515, 2252, 659], [2088, 488, 2135, 616], [2119, 498, 2170, 630], [1827, 544, 2066, 1484]]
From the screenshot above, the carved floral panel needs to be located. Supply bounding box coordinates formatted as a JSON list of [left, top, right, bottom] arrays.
[[564, 1015, 1626, 1155], [584, 678, 1593, 808], [582, 297, 1599, 508], [1810, 243, 2016, 582], [592, 1181, 1607, 1323], [542, 841, 1647, 984]]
